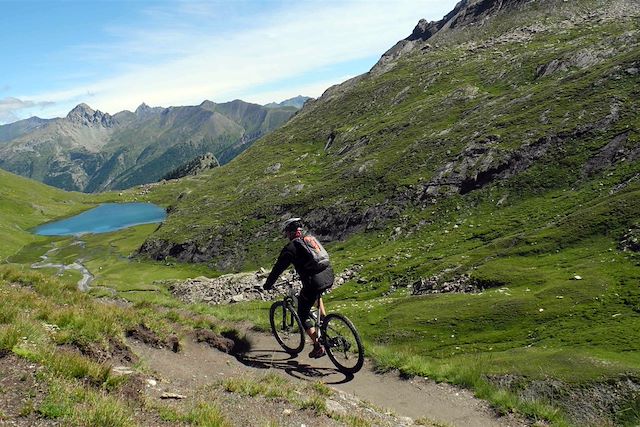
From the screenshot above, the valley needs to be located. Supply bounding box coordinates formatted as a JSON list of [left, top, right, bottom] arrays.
[[0, 100, 299, 193]]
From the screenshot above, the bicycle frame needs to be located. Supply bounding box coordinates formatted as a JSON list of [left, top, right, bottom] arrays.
[[281, 287, 298, 329], [271, 279, 364, 373], [313, 296, 326, 335]]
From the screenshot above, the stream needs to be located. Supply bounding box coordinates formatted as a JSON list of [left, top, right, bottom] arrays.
[[31, 243, 94, 291]]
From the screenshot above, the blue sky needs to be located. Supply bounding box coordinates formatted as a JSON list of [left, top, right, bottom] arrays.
[[0, 0, 458, 124]]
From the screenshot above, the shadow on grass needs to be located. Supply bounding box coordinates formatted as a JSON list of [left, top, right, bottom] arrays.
[[235, 348, 354, 385]]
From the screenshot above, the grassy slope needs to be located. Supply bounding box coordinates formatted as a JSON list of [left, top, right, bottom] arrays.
[[0, 172, 242, 426], [133, 3, 640, 424], [0, 266, 240, 426], [144, 5, 639, 266], [0, 169, 107, 260]]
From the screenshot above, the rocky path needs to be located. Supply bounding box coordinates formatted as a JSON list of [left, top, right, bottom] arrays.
[[130, 329, 528, 427]]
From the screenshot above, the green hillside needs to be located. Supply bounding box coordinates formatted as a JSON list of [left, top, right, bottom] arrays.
[[133, 1, 640, 424], [141, 0, 640, 270], [0, 169, 102, 260]]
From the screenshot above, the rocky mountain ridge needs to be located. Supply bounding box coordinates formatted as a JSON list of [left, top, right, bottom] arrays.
[[0, 116, 50, 142], [65, 103, 116, 127], [0, 99, 298, 192], [265, 95, 312, 109]]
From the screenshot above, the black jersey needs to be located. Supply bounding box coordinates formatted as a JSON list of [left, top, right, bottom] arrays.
[[264, 238, 334, 291]]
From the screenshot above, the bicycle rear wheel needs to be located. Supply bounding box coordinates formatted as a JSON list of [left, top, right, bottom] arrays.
[[321, 313, 364, 374], [269, 301, 305, 354]]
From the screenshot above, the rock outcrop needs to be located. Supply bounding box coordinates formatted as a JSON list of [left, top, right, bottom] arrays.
[[373, 0, 531, 75], [163, 153, 220, 181], [411, 274, 477, 295], [164, 266, 362, 306], [620, 225, 640, 252]]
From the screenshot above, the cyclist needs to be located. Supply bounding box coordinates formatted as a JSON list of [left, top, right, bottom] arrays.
[[263, 217, 334, 358]]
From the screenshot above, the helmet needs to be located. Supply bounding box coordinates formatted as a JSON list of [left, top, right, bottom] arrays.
[[282, 217, 303, 232]]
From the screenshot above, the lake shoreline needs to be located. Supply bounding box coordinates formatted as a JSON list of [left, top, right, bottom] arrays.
[[33, 202, 166, 237]]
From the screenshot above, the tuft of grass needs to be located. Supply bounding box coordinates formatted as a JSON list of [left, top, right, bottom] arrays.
[[308, 381, 332, 397], [39, 377, 134, 427], [298, 395, 327, 415], [0, 325, 20, 354], [79, 394, 135, 427], [152, 398, 229, 427], [222, 373, 292, 400], [39, 378, 81, 419], [18, 400, 35, 417], [14, 347, 111, 386], [183, 401, 230, 427]]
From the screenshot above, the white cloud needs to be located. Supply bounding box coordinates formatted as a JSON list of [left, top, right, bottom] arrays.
[[0, 97, 55, 124], [20, 0, 458, 118], [240, 74, 357, 106]]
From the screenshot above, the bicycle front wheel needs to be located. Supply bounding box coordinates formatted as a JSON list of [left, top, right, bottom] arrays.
[[269, 301, 305, 354], [321, 313, 364, 374]]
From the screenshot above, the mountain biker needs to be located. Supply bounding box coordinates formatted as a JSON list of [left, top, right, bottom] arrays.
[[263, 217, 334, 358]]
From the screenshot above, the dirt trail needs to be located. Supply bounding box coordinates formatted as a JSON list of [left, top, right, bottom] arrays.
[[130, 330, 527, 427]]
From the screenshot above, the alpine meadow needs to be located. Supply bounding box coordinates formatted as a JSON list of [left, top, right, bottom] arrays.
[[0, 1, 639, 426]]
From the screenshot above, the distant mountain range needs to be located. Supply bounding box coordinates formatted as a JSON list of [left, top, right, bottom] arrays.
[[0, 98, 304, 192], [264, 95, 311, 109]]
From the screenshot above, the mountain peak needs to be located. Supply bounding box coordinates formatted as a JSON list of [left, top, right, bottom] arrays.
[[135, 102, 152, 116], [199, 100, 216, 111], [134, 102, 164, 118], [66, 103, 114, 127], [67, 103, 95, 116], [408, 0, 529, 40], [264, 96, 311, 109], [373, 0, 528, 76]]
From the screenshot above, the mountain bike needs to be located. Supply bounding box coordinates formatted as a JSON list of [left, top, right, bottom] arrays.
[[269, 280, 365, 374]]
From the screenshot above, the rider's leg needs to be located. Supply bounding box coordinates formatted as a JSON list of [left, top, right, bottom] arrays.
[[306, 326, 324, 358], [298, 288, 324, 357], [307, 298, 323, 341], [297, 290, 317, 342], [319, 297, 326, 318], [306, 326, 318, 343]]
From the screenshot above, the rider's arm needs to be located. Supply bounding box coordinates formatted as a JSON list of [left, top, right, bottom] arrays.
[[263, 244, 295, 290]]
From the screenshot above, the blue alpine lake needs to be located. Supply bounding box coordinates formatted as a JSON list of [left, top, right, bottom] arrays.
[[34, 203, 166, 236]]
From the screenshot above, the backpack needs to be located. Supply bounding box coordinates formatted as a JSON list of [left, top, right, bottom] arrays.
[[294, 234, 330, 273]]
